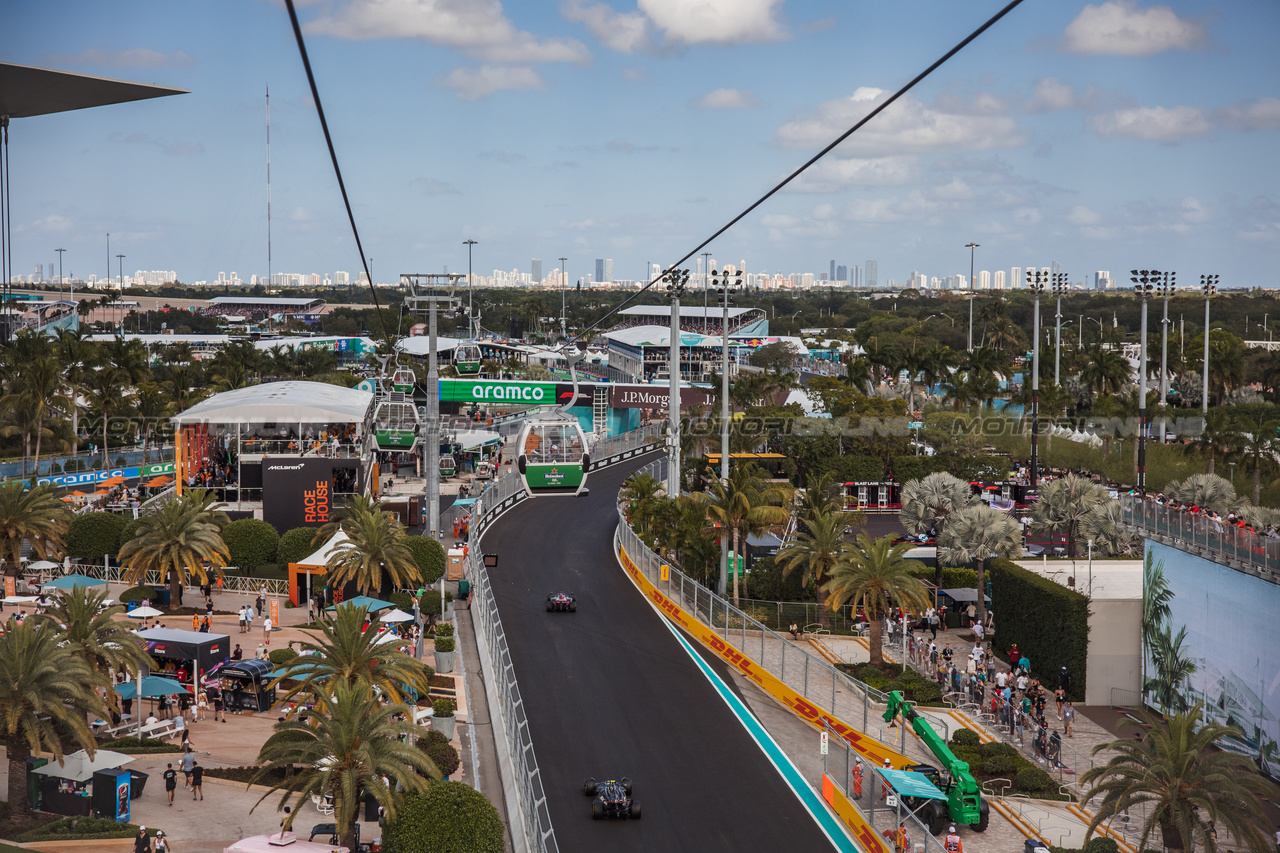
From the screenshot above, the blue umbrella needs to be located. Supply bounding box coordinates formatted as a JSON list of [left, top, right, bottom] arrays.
[[41, 573, 107, 590], [114, 676, 191, 700], [325, 595, 395, 612]]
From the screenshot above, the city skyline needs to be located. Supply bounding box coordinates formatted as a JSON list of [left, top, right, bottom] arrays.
[[4, 1, 1278, 289]]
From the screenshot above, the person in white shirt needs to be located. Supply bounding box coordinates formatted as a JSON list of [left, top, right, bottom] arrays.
[[263, 616, 273, 645]]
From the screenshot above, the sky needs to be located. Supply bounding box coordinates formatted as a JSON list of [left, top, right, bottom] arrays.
[[4, 0, 1280, 290]]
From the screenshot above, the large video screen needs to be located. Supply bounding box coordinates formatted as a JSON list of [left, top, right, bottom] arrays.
[[1143, 542, 1279, 777]]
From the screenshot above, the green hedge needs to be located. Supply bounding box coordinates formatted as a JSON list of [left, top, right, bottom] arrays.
[[101, 736, 184, 753], [845, 664, 944, 705], [383, 782, 504, 853], [390, 591, 415, 612], [423, 730, 460, 777], [15, 817, 153, 843], [268, 648, 298, 665], [909, 566, 979, 588], [987, 558, 1089, 701], [419, 590, 454, 616], [120, 585, 158, 602], [66, 511, 126, 560], [406, 536, 447, 586], [277, 526, 320, 565], [223, 518, 279, 570]]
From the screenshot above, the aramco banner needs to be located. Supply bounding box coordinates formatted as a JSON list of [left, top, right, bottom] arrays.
[[440, 379, 557, 404]]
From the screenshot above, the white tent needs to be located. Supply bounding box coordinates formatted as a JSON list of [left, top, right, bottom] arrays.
[[452, 429, 501, 452], [32, 749, 133, 783], [295, 530, 350, 568]]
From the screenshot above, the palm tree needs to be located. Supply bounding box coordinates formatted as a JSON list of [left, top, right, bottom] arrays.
[[312, 494, 381, 545], [694, 465, 793, 604], [898, 472, 975, 583], [777, 511, 847, 624], [1181, 411, 1235, 476], [2, 356, 68, 481], [39, 585, 154, 688], [1166, 473, 1236, 514], [1079, 500, 1139, 558], [0, 482, 70, 576], [937, 503, 1021, 623], [118, 489, 229, 605], [822, 533, 929, 665], [798, 470, 841, 519], [1144, 625, 1197, 713], [1029, 474, 1108, 559], [919, 345, 960, 404], [325, 502, 419, 595], [1229, 407, 1280, 505], [82, 361, 130, 466], [132, 382, 171, 462], [0, 619, 108, 825], [252, 681, 440, 852], [1080, 346, 1131, 403], [1079, 704, 1280, 853], [621, 471, 666, 534], [276, 604, 431, 706]]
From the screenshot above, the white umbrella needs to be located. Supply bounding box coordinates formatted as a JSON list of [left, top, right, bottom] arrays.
[[2, 596, 38, 605], [28, 560, 59, 570], [128, 605, 164, 619], [31, 749, 133, 783], [379, 608, 414, 623], [375, 632, 407, 646]]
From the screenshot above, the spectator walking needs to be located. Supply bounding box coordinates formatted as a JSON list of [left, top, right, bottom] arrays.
[[154, 832, 169, 853], [163, 764, 177, 806], [191, 761, 204, 800], [1063, 701, 1075, 737], [238, 605, 247, 634], [181, 748, 195, 789], [263, 615, 273, 645], [134, 827, 152, 853]]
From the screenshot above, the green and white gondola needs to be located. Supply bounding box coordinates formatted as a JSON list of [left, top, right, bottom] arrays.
[[454, 342, 483, 375], [372, 392, 420, 452]]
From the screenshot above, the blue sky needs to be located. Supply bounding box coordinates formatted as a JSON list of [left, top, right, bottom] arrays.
[[5, 0, 1279, 288]]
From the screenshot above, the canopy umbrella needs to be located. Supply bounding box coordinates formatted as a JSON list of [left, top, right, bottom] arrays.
[[114, 676, 191, 700], [127, 605, 164, 619], [326, 595, 395, 613], [70, 490, 89, 496], [31, 749, 133, 783], [102, 475, 126, 485], [28, 559, 60, 570], [379, 608, 414, 623], [2, 595, 38, 605], [879, 769, 948, 801], [146, 476, 172, 487], [42, 573, 107, 590]]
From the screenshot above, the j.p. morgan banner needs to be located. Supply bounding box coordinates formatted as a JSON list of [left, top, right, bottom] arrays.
[[609, 386, 711, 409], [440, 380, 557, 404]]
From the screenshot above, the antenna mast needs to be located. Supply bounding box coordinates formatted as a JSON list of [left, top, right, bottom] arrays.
[[266, 84, 272, 284]]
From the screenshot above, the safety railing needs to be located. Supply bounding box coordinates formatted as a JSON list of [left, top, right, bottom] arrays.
[[63, 562, 291, 597], [618, 456, 950, 752], [822, 720, 950, 853], [587, 422, 663, 470], [1120, 495, 1280, 584]]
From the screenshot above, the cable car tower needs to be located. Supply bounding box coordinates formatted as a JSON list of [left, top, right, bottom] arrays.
[[516, 348, 590, 497]]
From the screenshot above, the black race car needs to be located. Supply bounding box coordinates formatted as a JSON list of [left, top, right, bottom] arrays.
[[583, 777, 640, 819], [547, 592, 576, 612]]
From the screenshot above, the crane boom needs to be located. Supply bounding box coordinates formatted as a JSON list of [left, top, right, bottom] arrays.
[[883, 691, 987, 830]]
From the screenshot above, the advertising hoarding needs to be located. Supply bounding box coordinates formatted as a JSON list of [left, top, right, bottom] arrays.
[[262, 458, 358, 533]]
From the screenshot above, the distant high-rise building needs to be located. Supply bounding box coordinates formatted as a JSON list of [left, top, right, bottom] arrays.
[[978, 270, 991, 290], [34, 263, 43, 281], [993, 270, 1006, 290], [1052, 261, 1063, 279], [604, 259, 613, 283], [1011, 266, 1023, 289], [829, 260, 836, 281], [531, 258, 542, 282], [1094, 271, 1111, 291], [595, 259, 605, 282], [865, 260, 878, 288], [836, 264, 847, 282]]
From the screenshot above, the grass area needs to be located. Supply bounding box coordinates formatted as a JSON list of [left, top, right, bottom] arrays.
[[841, 662, 946, 706]]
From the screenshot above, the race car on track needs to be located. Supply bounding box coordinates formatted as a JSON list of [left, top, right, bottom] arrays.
[[583, 777, 640, 819], [547, 592, 576, 612]]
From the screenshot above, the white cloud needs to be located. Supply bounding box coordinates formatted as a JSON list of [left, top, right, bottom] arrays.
[[563, 0, 653, 53], [774, 87, 1027, 156], [1215, 97, 1280, 132], [28, 214, 72, 234], [1013, 207, 1043, 226], [437, 66, 544, 100], [46, 47, 195, 68], [932, 178, 974, 201], [1067, 205, 1102, 226], [1089, 105, 1210, 141], [693, 88, 761, 110], [306, 0, 588, 64], [1029, 78, 1078, 112], [1062, 1, 1206, 57], [638, 0, 786, 45], [790, 156, 920, 192], [1179, 197, 1210, 223]]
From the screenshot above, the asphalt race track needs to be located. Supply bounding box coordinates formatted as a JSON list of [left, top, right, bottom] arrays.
[[480, 458, 837, 852]]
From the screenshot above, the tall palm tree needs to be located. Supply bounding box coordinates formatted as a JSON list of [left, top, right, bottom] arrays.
[[1079, 500, 1139, 558], [2, 356, 68, 481], [822, 533, 929, 665], [694, 465, 793, 604], [276, 604, 431, 706], [919, 345, 960, 404], [82, 360, 130, 466], [118, 489, 229, 605], [898, 472, 974, 583], [937, 503, 1021, 623], [621, 471, 666, 535], [132, 381, 171, 462], [1181, 411, 1235, 476], [1228, 407, 1280, 505], [798, 470, 841, 519], [252, 682, 440, 852], [1080, 346, 1131, 402], [0, 619, 107, 825], [1166, 473, 1236, 514], [1144, 625, 1197, 713], [777, 511, 847, 624], [39, 586, 154, 688], [325, 503, 419, 595], [1029, 473, 1108, 559], [0, 482, 70, 576], [313, 494, 382, 545], [1079, 704, 1280, 853]]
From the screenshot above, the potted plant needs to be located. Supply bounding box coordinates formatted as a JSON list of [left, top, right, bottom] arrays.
[[432, 698, 457, 740], [433, 623, 456, 673]]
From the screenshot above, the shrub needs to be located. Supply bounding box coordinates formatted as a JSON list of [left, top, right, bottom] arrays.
[[65, 458, 85, 473], [1015, 766, 1054, 792], [988, 558, 1089, 700], [424, 738, 460, 777], [434, 635, 456, 653], [406, 536, 447, 586], [15, 817, 149, 843], [268, 648, 298, 666], [981, 740, 1018, 759], [983, 754, 1016, 775], [119, 517, 144, 548], [434, 622, 454, 639], [390, 591, 414, 612], [1084, 839, 1120, 853], [910, 682, 943, 704], [101, 736, 184, 753], [114, 456, 128, 468], [222, 518, 279, 570], [433, 698, 456, 718], [120, 585, 158, 602], [419, 590, 455, 616], [383, 782, 504, 853], [951, 728, 981, 748], [67, 511, 126, 560], [277, 526, 320, 565]]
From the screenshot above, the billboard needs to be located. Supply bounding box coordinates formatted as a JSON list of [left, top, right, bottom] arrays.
[[608, 385, 712, 409], [1143, 541, 1280, 776], [439, 379, 556, 404], [262, 458, 358, 533]]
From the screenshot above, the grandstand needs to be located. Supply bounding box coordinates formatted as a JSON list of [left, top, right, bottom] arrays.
[[613, 305, 767, 337]]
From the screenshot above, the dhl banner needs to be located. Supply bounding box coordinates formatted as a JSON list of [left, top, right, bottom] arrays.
[[618, 544, 912, 768], [823, 774, 894, 853]]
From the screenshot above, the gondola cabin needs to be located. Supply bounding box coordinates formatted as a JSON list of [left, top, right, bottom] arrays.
[[390, 367, 416, 394], [439, 454, 457, 478], [516, 419, 589, 497], [373, 393, 420, 452], [454, 343, 483, 375]]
